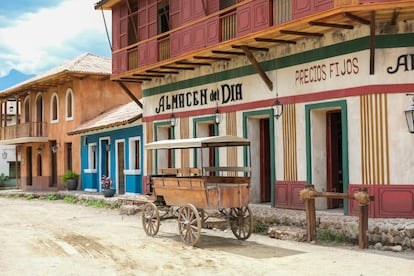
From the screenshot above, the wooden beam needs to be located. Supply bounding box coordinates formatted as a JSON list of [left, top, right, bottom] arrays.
[[160, 65, 195, 70], [115, 80, 143, 108], [309, 21, 354, 29], [211, 50, 245, 56], [343, 12, 370, 25], [280, 29, 324, 37], [193, 56, 231, 61], [175, 61, 211, 66], [255, 37, 296, 44], [133, 73, 165, 78], [231, 45, 269, 52], [239, 45, 273, 91], [121, 77, 151, 81], [146, 69, 179, 74]]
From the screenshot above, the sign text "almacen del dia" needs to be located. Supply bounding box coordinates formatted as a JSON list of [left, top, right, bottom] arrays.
[[155, 83, 243, 114]]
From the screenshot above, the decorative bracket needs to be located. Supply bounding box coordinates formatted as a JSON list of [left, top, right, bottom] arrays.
[[239, 45, 273, 91], [115, 81, 143, 108]]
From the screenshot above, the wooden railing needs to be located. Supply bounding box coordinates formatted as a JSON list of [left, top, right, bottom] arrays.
[[0, 122, 47, 140], [128, 47, 138, 70], [158, 37, 170, 61], [220, 11, 237, 42], [274, 0, 292, 25], [299, 185, 374, 249]]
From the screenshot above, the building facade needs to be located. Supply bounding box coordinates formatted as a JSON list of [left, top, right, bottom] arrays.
[[0, 53, 141, 191], [68, 102, 144, 195], [96, 0, 414, 218]]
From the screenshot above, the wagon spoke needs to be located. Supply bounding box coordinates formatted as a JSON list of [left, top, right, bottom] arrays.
[[178, 204, 201, 246], [142, 203, 160, 237], [229, 206, 253, 240]]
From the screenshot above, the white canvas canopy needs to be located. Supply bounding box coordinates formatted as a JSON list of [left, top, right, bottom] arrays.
[[145, 135, 250, 150]]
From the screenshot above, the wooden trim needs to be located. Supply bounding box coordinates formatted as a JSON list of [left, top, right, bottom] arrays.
[[239, 45, 273, 91]]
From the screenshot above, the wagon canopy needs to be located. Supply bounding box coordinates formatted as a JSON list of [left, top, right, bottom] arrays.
[[145, 135, 250, 150]]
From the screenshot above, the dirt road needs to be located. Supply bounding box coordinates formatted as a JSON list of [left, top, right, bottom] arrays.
[[0, 197, 413, 275]]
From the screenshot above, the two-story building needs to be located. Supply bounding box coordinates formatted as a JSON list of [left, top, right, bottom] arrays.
[[95, 0, 414, 218], [0, 53, 141, 191]]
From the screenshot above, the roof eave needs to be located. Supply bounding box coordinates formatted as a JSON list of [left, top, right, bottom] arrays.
[[67, 114, 142, 136]]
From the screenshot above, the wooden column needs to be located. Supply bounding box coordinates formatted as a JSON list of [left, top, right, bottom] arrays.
[[358, 187, 369, 249], [304, 185, 317, 242]]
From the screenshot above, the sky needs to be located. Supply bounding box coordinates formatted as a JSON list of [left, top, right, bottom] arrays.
[[0, 0, 112, 78]]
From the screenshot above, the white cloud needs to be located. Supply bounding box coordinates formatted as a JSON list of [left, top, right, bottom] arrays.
[[0, 0, 111, 77]]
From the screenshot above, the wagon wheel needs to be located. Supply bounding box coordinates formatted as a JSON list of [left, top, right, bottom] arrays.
[[178, 203, 201, 246], [142, 202, 160, 236], [229, 206, 253, 240]]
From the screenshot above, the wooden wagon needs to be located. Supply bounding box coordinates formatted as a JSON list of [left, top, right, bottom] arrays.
[[142, 135, 253, 246]]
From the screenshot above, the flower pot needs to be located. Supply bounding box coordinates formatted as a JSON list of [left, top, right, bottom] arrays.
[[65, 179, 78, 190], [102, 188, 116, 197]]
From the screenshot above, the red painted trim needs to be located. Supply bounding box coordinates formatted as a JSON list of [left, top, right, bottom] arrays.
[[349, 184, 414, 218], [143, 83, 414, 122], [275, 180, 306, 210]]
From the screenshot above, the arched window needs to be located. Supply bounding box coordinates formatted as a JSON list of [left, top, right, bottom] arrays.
[[66, 88, 74, 120], [51, 93, 59, 123]]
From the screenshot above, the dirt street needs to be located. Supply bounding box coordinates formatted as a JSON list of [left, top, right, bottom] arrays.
[[0, 197, 413, 276]]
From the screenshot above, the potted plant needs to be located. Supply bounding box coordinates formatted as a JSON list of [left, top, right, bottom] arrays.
[[61, 170, 79, 190], [101, 175, 116, 197]]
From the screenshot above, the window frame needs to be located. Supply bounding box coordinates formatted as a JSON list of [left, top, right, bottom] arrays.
[[88, 143, 97, 170], [65, 88, 74, 121], [126, 136, 141, 175], [50, 92, 59, 123]]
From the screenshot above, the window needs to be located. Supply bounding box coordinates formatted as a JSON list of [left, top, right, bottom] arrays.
[[158, 0, 169, 34], [66, 143, 72, 171], [127, 0, 138, 45], [66, 88, 74, 120], [220, 0, 236, 10], [129, 137, 141, 171], [88, 143, 97, 170], [50, 93, 59, 123]]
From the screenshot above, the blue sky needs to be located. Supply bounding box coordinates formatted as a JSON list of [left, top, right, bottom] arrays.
[[0, 0, 112, 77]]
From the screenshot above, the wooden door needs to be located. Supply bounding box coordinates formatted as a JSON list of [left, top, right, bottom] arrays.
[[117, 142, 125, 194]]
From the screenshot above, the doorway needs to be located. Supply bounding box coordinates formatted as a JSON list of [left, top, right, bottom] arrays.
[[260, 119, 271, 202], [51, 141, 57, 187], [246, 116, 272, 204], [117, 141, 125, 194], [326, 111, 343, 209], [26, 147, 32, 186]]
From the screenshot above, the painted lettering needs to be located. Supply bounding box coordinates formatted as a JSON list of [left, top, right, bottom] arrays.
[[221, 84, 243, 104], [295, 64, 326, 85], [154, 83, 242, 114], [387, 54, 414, 74]]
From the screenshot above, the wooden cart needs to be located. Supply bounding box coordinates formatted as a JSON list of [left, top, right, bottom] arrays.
[[142, 135, 253, 246]]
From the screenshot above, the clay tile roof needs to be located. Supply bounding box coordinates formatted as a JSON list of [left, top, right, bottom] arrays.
[[68, 101, 142, 135], [0, 53, 111, 97]]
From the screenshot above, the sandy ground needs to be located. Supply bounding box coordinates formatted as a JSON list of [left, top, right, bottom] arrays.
[[0, 197, 413, 276]]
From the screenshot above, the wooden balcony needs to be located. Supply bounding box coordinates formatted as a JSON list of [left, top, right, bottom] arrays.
[[107, 0, 414, 82], [0, 122, 48, 144]]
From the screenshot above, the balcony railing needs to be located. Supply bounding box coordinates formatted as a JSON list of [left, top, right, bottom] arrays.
[[220, 11, 237, 42], [274, 0, 292, 25], [158, 36, 170, 61], [128, 47, 138, 70], [0, 122, 48, 140]]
